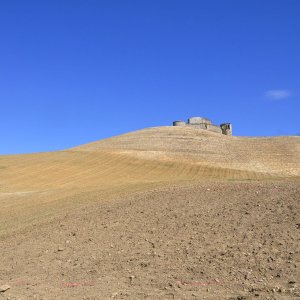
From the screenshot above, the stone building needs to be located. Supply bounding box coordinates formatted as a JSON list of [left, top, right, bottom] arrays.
[[173, 117, 232, 136]]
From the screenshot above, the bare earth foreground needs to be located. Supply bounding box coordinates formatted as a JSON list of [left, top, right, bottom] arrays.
[[0, 126, 299, 299]]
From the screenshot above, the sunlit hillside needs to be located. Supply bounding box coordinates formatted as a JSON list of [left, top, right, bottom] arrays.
[[0, 126, 300, 299], [0, 126, 299, 235]]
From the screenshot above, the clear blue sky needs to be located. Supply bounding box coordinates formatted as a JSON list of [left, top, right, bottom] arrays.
[[1, 1, 299, 154]]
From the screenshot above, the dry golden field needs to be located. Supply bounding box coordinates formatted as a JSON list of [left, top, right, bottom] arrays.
[[0, 126, 299, 299]]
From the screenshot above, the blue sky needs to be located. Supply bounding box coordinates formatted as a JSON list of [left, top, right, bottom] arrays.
[[0, 0, 299, 154]]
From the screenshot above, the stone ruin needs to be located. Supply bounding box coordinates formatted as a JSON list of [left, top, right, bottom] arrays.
[[173, 117, 232, 136]]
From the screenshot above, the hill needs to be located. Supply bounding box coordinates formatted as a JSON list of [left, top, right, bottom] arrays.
[[0, 126, 299, 299]]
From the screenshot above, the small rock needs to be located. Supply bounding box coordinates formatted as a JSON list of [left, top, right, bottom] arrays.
[[111, 292, 118, 298], [288, 280, 296, 285], [57, 246, 64, 251], [0, 284, 10, 292], [129, 275, 135, 284]]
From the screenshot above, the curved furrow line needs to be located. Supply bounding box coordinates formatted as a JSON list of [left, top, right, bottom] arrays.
[[188, 164, 204, 180], [1, 152, 94, 188], [131, 160, 169, 180], [48, 152, 126, 186], [55, 153, 136, 188]]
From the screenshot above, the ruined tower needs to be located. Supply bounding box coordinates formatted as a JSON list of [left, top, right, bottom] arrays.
[[220, 123, 232, 136]]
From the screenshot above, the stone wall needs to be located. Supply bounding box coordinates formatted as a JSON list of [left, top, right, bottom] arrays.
[[207, 124, 222, 134], [187, 124, 222, 134], [173, 121, 186, 126], [188, 117, 212, 125]]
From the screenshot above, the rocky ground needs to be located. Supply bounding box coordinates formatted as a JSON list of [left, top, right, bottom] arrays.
[[0, 180, 299, 299]]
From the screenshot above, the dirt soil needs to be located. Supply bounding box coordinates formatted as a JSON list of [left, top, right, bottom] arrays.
[[0, 180, 299, 300]]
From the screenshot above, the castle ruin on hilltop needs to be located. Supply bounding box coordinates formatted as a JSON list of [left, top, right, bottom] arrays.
[[173, 117, 232, 136]]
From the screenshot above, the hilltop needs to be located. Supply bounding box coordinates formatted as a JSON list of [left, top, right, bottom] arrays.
[[74, 126, 300, 176]]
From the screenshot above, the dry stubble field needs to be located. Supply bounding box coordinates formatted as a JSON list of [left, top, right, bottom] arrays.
[[0, 126, 299, 299]]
